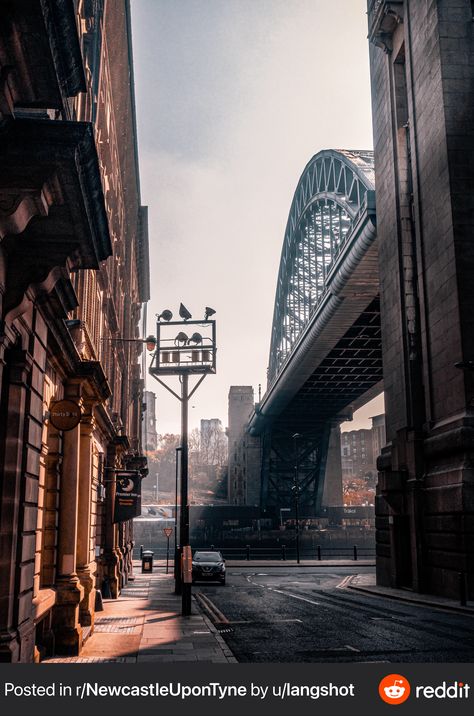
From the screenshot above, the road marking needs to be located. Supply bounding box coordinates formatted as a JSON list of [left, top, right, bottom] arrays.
[[272, 589, 320, 606], [246, 576, 265, 588], [337, 575, 354, 589], [344, 644, 360, 652]]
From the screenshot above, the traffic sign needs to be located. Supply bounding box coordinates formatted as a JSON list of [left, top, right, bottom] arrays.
[[163, 527, 173, 538]]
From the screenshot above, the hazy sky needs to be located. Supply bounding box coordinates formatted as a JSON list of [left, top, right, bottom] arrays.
[[131, 0, 383, 435]]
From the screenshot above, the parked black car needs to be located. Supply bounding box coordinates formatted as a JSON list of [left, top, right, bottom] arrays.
[[192, 550, 226, 585]]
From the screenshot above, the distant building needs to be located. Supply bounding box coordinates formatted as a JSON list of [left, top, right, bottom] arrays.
[[341, 414, 386, 478], [143, 391, 158, 451], [341, 429, 374, 478], [371, 413, 386, 468], [201, 418, 222, 435], [200, 418, 224, 463], [227, 386, 261, 505]]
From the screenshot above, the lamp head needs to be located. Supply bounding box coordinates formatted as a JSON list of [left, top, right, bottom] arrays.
[[157, 309, 173, 322], [204, 306, 216, 320], [175, 332, 188, 345], [188, 332, 203, 345], [179, 303, 192, 321]]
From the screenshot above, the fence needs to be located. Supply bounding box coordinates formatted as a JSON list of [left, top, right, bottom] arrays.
[[133, 544, 375, 561]]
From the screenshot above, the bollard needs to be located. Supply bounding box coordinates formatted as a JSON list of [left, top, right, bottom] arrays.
[[459, 572, 467, 606], [282, 544, 286, 561], [95, 589, 104, 612], [353, 545, 358, 561], [246, 544, 250, 561], [317, 545, 321, 561]]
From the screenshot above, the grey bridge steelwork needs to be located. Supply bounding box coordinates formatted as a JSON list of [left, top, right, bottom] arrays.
[[248, 149, 382, 515]]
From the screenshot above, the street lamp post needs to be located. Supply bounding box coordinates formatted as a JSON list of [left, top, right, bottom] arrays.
[[174, 445, 182, 594], [149, 305, 216, 616], [292, 432, 301, 565]]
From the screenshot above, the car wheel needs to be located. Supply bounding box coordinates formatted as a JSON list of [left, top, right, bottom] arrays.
[[220, 577, 226, 585]]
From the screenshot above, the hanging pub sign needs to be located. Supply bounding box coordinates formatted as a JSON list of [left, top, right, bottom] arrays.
[[49, 399, 82, 431], [113, 470, 142, 523]]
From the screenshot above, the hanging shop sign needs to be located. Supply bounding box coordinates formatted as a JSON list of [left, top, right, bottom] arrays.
[[49, 399, 82, 431], [113, 470, 142, 523]]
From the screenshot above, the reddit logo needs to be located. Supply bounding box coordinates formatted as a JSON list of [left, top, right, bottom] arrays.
[[379, 674, 411, 705]]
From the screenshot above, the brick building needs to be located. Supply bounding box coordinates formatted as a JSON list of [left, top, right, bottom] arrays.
[[0, 0, 149, 662], [341, 429, 375, 478], [341, 414, 386, 478]]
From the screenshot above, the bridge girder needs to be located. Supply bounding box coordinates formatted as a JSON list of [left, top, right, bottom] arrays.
[[269, 150, 375, 382]]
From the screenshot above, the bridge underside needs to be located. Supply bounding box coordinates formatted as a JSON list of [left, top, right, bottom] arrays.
[[261, 297, 382, 515]]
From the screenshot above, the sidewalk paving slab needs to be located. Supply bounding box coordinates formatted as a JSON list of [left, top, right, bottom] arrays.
[[43, 570, 237, 664]]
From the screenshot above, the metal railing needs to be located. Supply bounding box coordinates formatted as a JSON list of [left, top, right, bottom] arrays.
[[133, 544, 375, 561]]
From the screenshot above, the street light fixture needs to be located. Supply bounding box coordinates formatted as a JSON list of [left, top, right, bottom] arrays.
[[157, 309, 173, 322], [292, 432, 301, 565], [99, 334, 157, 350], [149, 305, 217, 615]]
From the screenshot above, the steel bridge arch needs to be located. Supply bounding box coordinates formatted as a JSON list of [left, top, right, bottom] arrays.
[[268, 149, 375, 384]]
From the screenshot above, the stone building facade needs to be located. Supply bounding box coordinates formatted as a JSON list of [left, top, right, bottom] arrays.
[[0, 0, 149, 662], [368, 0, 474, 598]]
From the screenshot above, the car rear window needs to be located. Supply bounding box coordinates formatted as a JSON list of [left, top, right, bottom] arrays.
[[193, 552, 221, 562]]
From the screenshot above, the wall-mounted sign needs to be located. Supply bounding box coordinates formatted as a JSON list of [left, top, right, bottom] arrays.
[[113, 470, 142, 523], [49, 399, 82, 431]]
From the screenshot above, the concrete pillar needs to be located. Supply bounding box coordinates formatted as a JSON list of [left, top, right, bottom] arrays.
[[52, 383, 84, 655], [323, 423, 343, 524], [76, 404, 96, 628]]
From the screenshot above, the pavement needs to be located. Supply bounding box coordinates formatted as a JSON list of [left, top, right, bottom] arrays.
[[347, 573, 474, 615], [44, 568, 237, 663]]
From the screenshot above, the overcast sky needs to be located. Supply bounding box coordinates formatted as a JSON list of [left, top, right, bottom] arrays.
[[131, 0, 384, 435]]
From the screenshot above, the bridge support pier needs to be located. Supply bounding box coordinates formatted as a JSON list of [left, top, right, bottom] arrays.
[[322, 423, 343, 525]]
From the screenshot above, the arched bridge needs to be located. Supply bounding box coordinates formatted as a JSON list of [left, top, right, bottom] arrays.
[[248, 149, 382, 515]]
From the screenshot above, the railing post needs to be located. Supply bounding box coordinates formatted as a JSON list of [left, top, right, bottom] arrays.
[[317, 545, 321, 561], [281, 545, 286, 561], [246, 544, 250, 561], [353, 545, 358, 561]]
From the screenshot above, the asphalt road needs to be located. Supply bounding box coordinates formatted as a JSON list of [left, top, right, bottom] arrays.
[[197, 566, 474, 662]]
